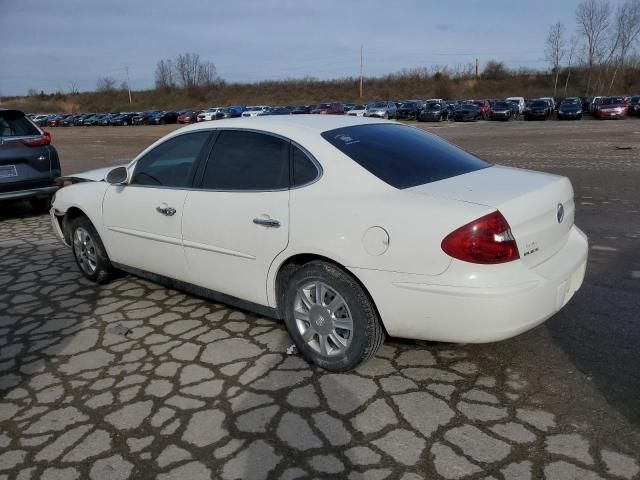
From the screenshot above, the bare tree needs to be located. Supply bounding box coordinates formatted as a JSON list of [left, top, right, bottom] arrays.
[[173, 53, 220, 89], [27, 88, 38, 97], [608, 0, 640, 91], [68, 80, 80, 95], [482, 60, 509, 80], [96, 77, 117, 92], [546, 22, 567, 97], [154, 59, 176, 90], [175, 53, 201, 89], [576, 0, 612, 94], [196, 61, 219, 87], [564, 35, 580, 96]]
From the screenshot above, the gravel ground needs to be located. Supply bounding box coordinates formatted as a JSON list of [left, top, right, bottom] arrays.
[[0, 117, 639, 479]]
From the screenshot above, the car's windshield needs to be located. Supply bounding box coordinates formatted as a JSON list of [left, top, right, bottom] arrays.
[[0, 111, 41, 137], [425, 103, 442, 111], [369, 102, 387, 109], [321, 124, 490, 189], [494, 102, 510, 109], [561, 99, 580, 106], [531, 101, 547, 107], [350, 104, 365, 110], [601, 97, 624, 105], [630, 96, 640, 104]]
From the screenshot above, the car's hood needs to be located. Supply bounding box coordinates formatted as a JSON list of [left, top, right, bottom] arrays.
[[57, 165, 126, 184]]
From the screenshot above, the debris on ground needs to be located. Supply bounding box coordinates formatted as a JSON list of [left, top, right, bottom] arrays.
[[286, 344, 298, 355], [108, 324, 131, 336]]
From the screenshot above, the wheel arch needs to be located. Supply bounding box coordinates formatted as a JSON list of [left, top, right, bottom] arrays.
[[60, 206, 91, 245], [271, 253, 388, 336]]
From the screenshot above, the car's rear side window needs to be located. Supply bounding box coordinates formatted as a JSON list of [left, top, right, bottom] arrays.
[[292, 146, 319, 187], [200, 130, 289, 190], [321, 124, 490, 189], [0, 111, 40, 138]]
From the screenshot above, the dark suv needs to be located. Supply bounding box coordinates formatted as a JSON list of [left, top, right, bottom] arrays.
[[0, 109, 60, 212]]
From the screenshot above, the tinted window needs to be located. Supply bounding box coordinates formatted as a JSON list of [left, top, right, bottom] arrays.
[[292, 146, 319, 187], [131, 131, 210, 188], [321, 124, 490, 189], [0, 111, 40, 137], [200, 130, 289, 190]]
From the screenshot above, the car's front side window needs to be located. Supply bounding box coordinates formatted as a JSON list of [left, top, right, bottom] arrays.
[[199, 130, 290, 191], [130, 131, 211, 188]]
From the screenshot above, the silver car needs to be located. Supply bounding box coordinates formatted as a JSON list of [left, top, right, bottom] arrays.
[[365, 101, 397, 119]]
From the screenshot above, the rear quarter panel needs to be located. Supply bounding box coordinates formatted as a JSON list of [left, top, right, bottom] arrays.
[[266, 139, 493, 306]]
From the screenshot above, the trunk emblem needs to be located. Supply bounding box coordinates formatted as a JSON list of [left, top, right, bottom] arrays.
[[557, 203, 565, 223]]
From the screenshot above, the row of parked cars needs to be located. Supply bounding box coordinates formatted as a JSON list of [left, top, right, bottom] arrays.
[[29, 95, 640, 129]]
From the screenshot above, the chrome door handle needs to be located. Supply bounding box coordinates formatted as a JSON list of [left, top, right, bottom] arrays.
[[253, 218, 280, 228], [156, 206, 176, 216]]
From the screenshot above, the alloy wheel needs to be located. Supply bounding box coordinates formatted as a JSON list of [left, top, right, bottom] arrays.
[[73, 227, 98, 275], [293, 281, 354, 357]]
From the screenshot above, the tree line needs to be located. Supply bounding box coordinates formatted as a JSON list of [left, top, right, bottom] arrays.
[[545, 0, 640, 97]]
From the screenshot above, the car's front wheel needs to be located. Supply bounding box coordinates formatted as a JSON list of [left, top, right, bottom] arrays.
[[283, 261, 384, 371], [68, 216, 116, 284]]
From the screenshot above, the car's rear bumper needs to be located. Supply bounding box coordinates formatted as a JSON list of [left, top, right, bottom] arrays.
[[351, 225, 588, 343], [0, 185, 58, 201], [597, 112, 626, 118]]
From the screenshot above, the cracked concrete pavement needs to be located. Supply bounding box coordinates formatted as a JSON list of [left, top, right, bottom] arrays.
[[0, 119, 639, 479]]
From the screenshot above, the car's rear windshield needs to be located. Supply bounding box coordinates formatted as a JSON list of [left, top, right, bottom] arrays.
[[0, 110, 40, 138], [321, 124, 490, 189]]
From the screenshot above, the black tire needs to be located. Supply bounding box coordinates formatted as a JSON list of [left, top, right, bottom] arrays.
[[282, 261, 384, 371], [29, 196, 51, 213], [68, 216, 116, 284]]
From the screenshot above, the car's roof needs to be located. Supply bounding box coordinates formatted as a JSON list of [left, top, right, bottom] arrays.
[[178, 114, 388, 135]]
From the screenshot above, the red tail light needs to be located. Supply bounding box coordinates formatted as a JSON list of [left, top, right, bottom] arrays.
[[441, 211, 520, 264], [21, 131, 51, 147]]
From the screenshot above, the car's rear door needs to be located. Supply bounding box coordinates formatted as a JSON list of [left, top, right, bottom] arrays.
[[182, 129, 291, 306], [102, 130, 212, 281]]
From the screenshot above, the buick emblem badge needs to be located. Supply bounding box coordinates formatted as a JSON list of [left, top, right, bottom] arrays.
[[556, 203, 565, 224]]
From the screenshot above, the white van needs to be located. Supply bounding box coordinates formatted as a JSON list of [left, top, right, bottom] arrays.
[[506, 97, 525, 114]]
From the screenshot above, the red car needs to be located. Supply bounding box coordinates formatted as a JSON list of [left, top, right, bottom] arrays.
[[310, 102, 345, 115], [47, 115, 64, 127], [595, 96, 628, 119], [472, 100, 490, 118], [177, 111, 200, 124]]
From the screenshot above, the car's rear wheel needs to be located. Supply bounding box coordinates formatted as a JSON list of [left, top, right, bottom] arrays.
[[283, 261, 384, 371], [29, 196, 51, 213], [69, 216, 116, 284]]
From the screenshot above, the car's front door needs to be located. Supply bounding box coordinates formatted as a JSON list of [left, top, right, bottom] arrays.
[[102, 131, 212, 281], [182, 129, 291, 306]]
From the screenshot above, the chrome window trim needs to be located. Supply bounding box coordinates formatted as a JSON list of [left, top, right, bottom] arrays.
[[125, 127, 323, 193]]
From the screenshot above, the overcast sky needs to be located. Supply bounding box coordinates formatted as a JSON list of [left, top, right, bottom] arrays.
[[0, 0, 626, 96]]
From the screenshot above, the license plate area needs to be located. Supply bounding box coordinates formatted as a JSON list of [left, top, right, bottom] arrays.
[[0, 165, 18, 179]]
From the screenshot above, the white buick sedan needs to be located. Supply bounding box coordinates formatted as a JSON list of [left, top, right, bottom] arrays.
[[50, 116, 588, 371]]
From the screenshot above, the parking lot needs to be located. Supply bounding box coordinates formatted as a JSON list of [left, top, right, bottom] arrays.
[[1, 118, 639, 479]]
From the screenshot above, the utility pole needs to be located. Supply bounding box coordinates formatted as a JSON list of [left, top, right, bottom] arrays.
[[475, 58, 480, 79], [359, 45, 363, 99], [125, 65, 132, 105]]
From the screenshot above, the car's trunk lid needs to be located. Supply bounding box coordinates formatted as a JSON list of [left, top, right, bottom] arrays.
[[407, 165, 575, 268]]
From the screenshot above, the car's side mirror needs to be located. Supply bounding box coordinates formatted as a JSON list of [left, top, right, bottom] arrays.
[[106, 166, 128, 185]]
